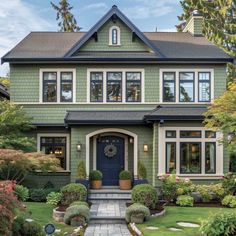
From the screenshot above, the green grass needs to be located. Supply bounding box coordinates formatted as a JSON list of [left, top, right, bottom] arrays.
[[22, 202, 83, 235], [137, 206, 235, 236]]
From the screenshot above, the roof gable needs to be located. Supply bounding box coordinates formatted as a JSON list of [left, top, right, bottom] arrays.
[[64, 5, 165, 58]]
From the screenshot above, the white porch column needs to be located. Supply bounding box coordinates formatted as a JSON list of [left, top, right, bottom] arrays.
[[85, 135, 90, 177], [133, 135, 138, 178]]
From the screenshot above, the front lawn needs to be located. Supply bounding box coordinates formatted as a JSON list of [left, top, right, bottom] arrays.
[[137, 206, 235, 236], [22, 202, 84, 235]]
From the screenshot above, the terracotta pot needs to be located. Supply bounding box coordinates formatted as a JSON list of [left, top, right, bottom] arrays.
[[119, 179, 131, 190], [91, 180, 102, 189]]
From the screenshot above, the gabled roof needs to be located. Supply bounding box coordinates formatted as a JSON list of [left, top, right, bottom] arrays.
[[64, 5, 164, 58]]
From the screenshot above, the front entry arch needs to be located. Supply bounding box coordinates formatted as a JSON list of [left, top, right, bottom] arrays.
[[85, 128, 138, 180]]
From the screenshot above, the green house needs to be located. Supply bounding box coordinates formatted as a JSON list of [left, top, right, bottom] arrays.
[[1, 6, 233, 188]]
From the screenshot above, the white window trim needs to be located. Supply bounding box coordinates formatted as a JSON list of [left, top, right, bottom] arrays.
[[160, 68, 214, 104], [109, 26, 121, 46], [158, 127, 223, 178], [87, 68, 145, 103], [37, 133, 70, 171], [39, 68, 76, 103]]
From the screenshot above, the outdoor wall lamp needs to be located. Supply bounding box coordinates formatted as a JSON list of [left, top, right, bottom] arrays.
[[77, 142, 82, 152], [143, 144, 149, 152]]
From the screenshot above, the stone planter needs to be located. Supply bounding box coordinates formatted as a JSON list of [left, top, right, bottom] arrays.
[[90, 180, 102, 189], [119, 179, 131, 190], [53, 207, 65, 222], [130, 213, 145, 224]]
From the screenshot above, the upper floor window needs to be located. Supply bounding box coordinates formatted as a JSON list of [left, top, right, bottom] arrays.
[[40, 69, 75, 103], [109, 26, 120, 46], [161, 69, 213, 103]]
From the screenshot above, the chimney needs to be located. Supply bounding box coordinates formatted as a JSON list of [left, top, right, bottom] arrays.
[[183, 10, 203, 36]]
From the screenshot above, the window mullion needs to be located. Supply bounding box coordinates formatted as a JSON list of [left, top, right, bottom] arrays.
[[57, 71, 60, 103], [195, 71, 198, 103], [122, 71, 125, 103], [104, 71, 106, 103]]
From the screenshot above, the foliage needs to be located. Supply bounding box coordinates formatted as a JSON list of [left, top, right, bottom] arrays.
[[46, 192, 62, 206], [77, 160, 87, 179], [230, 153, 236, 172], [209, 183, 227, 200], [138, 161, 147, 179], [221, 172, 236, 195], [204, 82, 236, 154], [89, 170, 103, 180], [0, 181, 22, 236], [61, 183, 87, 205], [132, 184, 157, 209], [222, 195, 236, 208], [12, 216, 25, 236], [125, 203, 150, 223], [51, 0, 81, 32], [119, 170, 132, 180], [0, 76, 10, 89], [14, 185, 29, 201], [70, 201, 89, 207], [30, 188, 47, 202], [0, 149, 62, 183], [176, 195, 194, 207], [20, 221, 44, 236], [200, 211, 236, 236], [196, 185, 212, 202], [63, 205, 90, 225], [159, 175, 193, 202], [0, 101, 35, 151]]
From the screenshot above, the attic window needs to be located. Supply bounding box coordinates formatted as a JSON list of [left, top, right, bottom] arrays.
[[109, 26, 120, 46]]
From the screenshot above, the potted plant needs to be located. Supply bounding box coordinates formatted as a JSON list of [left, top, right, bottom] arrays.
[[89, 170, 102, 189], [134, 161, 148, 186], [75, 161, 89, 190], [119, 170, 132, 190]]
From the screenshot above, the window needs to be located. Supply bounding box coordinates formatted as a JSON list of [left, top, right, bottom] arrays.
[[107, 72, 122, 102], [112, 29, 118, 45], [205, 131, 216, 138], [43, 72, 57, 102], [40, 137, 67, 170], [109, 26, 120, 45], [199, 72, 211, 102], [126, 72, 141, 102], [179, 72, 194, 102], [166, 131, 176, 138], [61, 72, 73, 102], [166, 142, 176, 173], [180, 143, 201, 174], [163, 72, 175, 102], [41, 69, 75, 103], [180, 131, 201, 138], [90, 72, 103, 102], [205, 142, 216, 174]]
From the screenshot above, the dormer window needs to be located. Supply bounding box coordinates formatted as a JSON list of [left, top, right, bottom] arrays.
[[109, 26, 120, 46]]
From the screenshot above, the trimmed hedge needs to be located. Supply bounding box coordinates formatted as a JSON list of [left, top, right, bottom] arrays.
[[125, 203, 150, 223], [176, 195, 194, 207], [70, 201, 89, 207], [222, 195, 236, 208], [119, 170, 132, 180]]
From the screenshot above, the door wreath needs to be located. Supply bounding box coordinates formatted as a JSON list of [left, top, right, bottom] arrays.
[[104, 143, 117, 158]]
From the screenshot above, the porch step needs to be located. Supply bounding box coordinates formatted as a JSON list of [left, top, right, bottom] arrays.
[[90, 216, 126, 224], [89, 189, 131, 201]]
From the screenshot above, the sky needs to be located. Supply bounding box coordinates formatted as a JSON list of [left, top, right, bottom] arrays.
[[0, 0, 182, 76]]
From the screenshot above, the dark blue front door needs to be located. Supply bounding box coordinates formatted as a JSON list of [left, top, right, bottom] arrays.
[[97, 136, 124, 186]]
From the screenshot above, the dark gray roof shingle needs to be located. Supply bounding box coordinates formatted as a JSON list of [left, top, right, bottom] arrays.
[[0, 83, 10, 99]]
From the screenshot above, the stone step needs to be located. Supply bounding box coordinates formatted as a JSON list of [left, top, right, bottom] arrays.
[[90, 218, 126, 224], [89, 189, 132, 200]]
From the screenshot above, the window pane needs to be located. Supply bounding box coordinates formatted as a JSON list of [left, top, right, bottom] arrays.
[[107, 72, 122, 102], [205, 131, 216, 138], [180, 131, 201, 138], [166, 131, 176, 138], [43, 82, 57, 102], [90, 72, 103, 102], [43, 72, 57, 81], [61, 72, 72, 80], [126, 72, 141, 102], [163, 73, 175, 102], [179, 72, 194, 102], [199, 73, 211, 102], [180, 143, 201, 174], [112, 29, 117, 44], [61, 72, 72, 102], [205, 143, 216, 174], [166, 143, 176, 174]]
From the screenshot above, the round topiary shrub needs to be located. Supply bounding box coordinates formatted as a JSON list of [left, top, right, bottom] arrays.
[[132, 184, 157, 209], [119, 170, 132, 180], [64, 205, 90, 226], [70, 201, 89, 207], [61, 183, 87, 205], [176, 195, 194, 207], [14, 185, 29, 202], [222, 195, 236, 208], [125, 203, 150, 224], [89, 170, 103, 180]]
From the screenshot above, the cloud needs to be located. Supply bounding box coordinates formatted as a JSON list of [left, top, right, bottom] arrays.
[[0, 0, 54, 76], [124, 0, 180, 19], [82, 3, 109, 11]]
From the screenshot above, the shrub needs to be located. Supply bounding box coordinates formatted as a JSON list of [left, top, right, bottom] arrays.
[[125, 203, 150, 223], [46, 192, 62, 206], [89, 170, 102, 180], [64, 205, 90, 226], [119, 170, 132, 180], [200, 211, 236, 236], [14, 185, 29, 201], [21, 221, 44, 236], [29, 188, 47, 202], [176, 195, 194, 207], [196, 185, 212, 202], [222, 173, 236, 195], [132, 184, 157, 209], [222, 195, 236, 208], [61, 183, 87, 205], [209, 183, 227, 200], [77, 161, 87, 179], [70, 201, 89, 207], [12, 216, 25, 236], [138, 161, 147, 179]]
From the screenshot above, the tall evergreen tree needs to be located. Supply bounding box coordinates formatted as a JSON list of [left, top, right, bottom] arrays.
[[51, 0, 81, 32]]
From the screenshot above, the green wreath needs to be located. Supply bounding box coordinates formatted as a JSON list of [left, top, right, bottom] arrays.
[[104, 144, 117, 158]]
